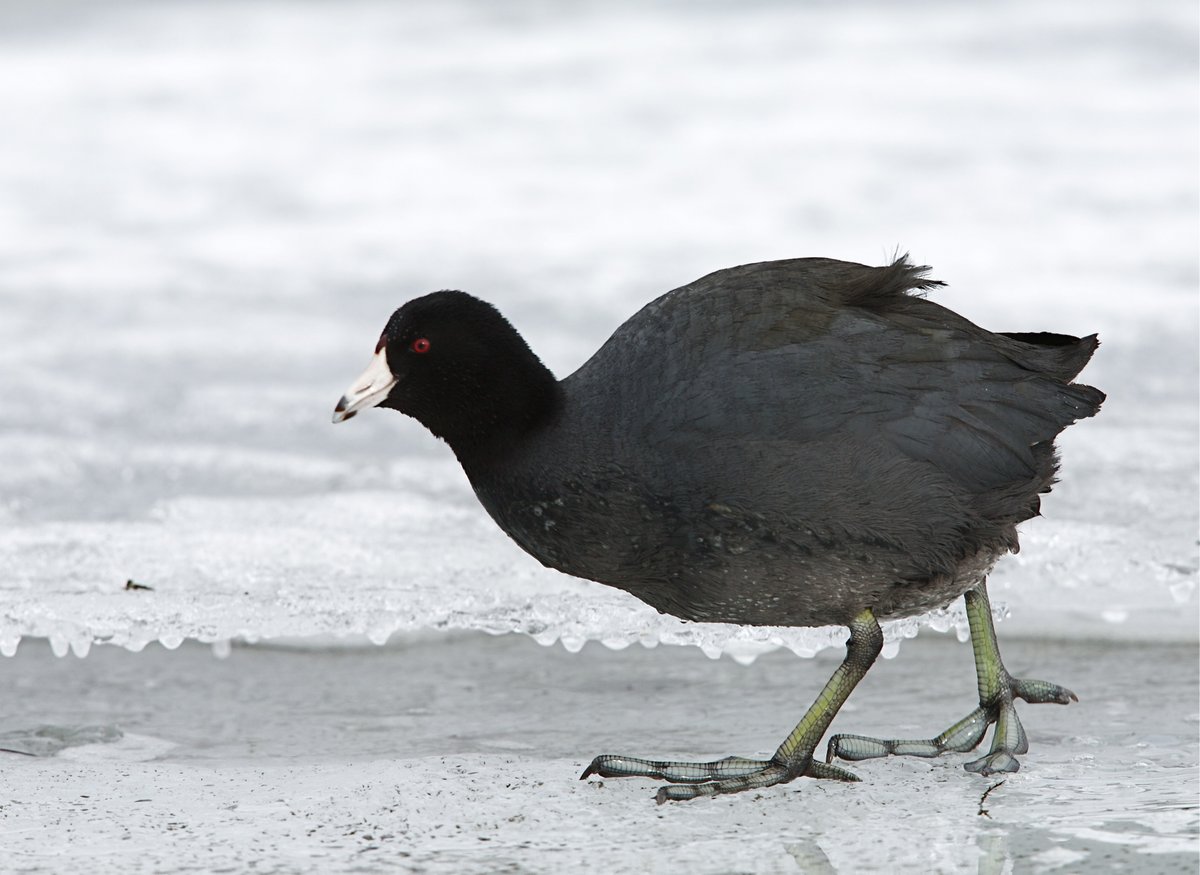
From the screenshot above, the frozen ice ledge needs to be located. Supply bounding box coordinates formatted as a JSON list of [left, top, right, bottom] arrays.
[[0, 581, 980, 663], [1, 467, 1195, 662]]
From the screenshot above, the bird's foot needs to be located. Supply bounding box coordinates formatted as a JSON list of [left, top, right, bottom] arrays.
[[582, 610, 883, 802], [825, 675, 1075, 776], [581, 752, 860, 803]]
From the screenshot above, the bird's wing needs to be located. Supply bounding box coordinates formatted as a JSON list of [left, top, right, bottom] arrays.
[[600, 257, 1103, 506]]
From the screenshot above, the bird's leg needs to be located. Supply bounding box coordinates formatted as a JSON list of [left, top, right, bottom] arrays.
[[581, 609, 882, 803], [825, 580, 1076, 775]]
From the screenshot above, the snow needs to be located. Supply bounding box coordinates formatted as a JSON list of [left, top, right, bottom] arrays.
[[0, 0, 1196, 869]]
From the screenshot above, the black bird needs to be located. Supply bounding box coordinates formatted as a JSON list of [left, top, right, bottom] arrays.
[[332, 256, 1104, 802]]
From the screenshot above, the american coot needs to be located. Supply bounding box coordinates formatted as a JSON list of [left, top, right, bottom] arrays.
[[333, 256, 1104, 803]]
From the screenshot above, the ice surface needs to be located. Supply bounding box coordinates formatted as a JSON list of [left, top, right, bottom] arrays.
[[1, 635, 1196, 873], [0, 0, 1197, 660], [0, 723, 122, 757]]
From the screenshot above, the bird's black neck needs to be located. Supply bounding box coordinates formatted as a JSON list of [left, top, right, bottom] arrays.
[[439, 359, 563, 474]]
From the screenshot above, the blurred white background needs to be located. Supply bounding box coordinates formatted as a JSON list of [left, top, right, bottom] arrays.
[[0, 0, 1195, 656]]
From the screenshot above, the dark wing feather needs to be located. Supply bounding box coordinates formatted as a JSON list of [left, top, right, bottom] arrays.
[[592, 255, 1103, 522]]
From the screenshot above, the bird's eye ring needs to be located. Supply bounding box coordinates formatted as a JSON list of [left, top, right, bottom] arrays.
[[411, 337, 432, 354]]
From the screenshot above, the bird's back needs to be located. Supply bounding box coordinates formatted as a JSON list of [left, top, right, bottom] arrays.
[[480, 257, 1104, 626], [573, 256, 1101, 513]]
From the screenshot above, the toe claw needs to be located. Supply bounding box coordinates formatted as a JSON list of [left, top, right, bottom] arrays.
[[965, 750, 1021, 775], [1013, 678, 1078, 706], [580, 755, 616, 779], [824, 735, 844, 763], [806, 760, 861, 782]]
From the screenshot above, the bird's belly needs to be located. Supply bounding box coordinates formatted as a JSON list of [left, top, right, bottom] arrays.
[[614, 546, 998, 628], [479, 481, 1001, 628]]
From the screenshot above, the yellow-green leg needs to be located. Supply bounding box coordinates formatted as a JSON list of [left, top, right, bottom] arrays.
[[581, 609, 882, 803], [825, 580, 1076, 775]]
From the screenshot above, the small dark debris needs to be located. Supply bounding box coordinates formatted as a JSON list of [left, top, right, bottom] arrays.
[[124, 579, 154, 592], [978, 780, 1005, 818]]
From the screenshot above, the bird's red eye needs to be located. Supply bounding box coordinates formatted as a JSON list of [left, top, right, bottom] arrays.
[[411, 337, 432, 354]]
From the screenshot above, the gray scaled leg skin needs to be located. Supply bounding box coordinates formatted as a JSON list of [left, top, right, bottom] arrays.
[[581, 609, 882, 803], [825, 580, 1076, 775]]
